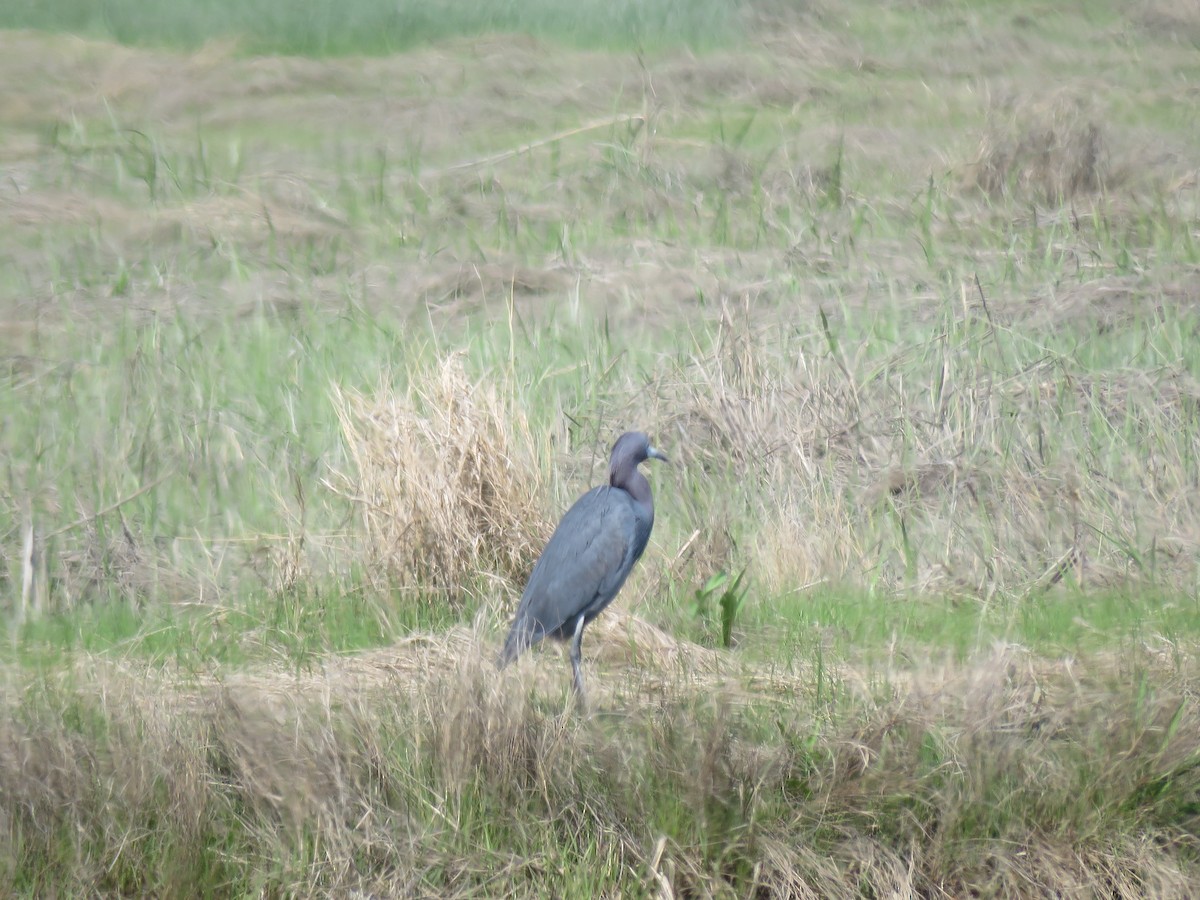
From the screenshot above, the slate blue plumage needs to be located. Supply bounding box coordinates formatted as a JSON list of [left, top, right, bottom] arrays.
[[499, 431, 669, 699]]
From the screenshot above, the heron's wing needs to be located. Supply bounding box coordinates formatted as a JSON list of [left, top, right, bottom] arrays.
[[507, 487, 635, 645]]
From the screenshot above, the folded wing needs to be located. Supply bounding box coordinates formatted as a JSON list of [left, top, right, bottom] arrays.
[[499, 486, 636, 665]]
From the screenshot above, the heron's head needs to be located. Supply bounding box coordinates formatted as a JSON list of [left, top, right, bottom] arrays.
[[609, 431, 669, 484]]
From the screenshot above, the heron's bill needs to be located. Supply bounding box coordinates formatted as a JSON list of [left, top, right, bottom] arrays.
[[648, 446, 670, 464]]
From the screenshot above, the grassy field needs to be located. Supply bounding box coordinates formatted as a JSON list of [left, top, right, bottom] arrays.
[[3, 0, 1200, 895]]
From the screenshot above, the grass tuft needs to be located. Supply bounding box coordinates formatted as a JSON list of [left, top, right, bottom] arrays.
[[331, 354, 551, 607], [965, 91, 1112, 203]]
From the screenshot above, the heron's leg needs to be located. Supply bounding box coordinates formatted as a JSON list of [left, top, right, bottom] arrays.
[[568, 614, 587, 704]]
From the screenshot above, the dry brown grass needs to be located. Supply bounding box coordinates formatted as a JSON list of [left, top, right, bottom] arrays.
[[413, 259, 572, 312], [4, 639, 1198, 897], [1021, 268, 1200, 330], [964, 91, 1112, 203], [330, 354, 551, 606], [620, 301, 1200, 602]]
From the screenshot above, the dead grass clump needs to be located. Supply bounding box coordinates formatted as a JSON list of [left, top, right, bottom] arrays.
[[331, 354, 550, 604], [964, 92, 1112, 203]]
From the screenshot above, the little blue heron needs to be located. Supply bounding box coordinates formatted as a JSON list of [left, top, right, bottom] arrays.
[[498, 431, 669, 701]]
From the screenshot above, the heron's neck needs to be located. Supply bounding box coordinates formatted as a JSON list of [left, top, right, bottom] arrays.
[[612, 466, 652, 508]]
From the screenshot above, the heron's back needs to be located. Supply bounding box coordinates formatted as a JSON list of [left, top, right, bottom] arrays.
[[499, 485, 652, 664]]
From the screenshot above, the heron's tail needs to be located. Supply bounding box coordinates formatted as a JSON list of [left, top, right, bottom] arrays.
[[497, 622, 524, 668], [497, 617, 537, 668]]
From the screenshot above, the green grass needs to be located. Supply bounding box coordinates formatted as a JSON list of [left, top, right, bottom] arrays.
[[3, 577, 462, 671], [0, 0, 743, 54], [733, 585, 1200, 667]]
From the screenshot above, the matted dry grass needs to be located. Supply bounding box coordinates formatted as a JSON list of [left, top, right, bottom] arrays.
[[3, 635, 1198, 897]]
